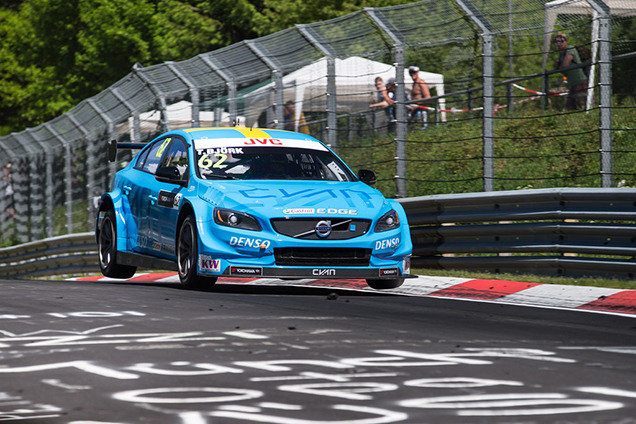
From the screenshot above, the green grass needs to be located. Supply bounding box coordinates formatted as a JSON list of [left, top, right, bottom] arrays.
[[338, 100, 636, 197]]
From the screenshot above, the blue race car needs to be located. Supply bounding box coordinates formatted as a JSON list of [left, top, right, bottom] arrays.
[[96, 127, 412, 289]]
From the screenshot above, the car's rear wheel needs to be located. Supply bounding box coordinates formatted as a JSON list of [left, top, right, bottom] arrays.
[[98, 209, 137, 278], [177, 214, 217, 289], [366, 277, 405, 290]]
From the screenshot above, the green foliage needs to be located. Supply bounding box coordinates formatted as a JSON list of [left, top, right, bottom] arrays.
[[0, 0, 416, 136]]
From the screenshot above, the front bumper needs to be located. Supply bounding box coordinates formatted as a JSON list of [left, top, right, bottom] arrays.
[[221, 263, 414, 279]]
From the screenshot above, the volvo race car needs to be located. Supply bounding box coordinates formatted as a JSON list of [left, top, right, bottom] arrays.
[[96, 127, 413, 289]]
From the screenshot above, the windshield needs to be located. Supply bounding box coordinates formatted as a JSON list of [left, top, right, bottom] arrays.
[[194, 145, 356, 181]]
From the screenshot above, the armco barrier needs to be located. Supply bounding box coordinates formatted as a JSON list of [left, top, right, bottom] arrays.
[[399, 187, 636, 279], [2, 188, 636, 279], [0, 232, 98, 278]]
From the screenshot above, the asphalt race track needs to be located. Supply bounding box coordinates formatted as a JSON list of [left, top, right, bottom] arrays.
[[1, 275, 636, 424]]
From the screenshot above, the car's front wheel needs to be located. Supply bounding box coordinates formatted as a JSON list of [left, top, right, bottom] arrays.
[[177, 214, 217, 289], [366, 277, 405, 290], [98, 209, 137, 279]]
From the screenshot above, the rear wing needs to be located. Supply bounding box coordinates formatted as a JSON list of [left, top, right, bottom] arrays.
[[108, 139, 147, 162]]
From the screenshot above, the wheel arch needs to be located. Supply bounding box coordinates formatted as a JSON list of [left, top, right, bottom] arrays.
[[95, 190, 130, 250], [175, 201, 197, 257], [177, 201, 196, 234]]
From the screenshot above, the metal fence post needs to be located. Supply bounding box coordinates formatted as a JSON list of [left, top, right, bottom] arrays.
[[66, 113, 94, 232], [365, 7, 408, 197], [11, 134, 39, 242], [454, 0, 496, 192], [199, 55, 237, 126], [166, 61, 201, 127], [245, 40, 284, 130], [86, 99, 118, 202], [13, 158, 29, 242], [586, 0, 613, 187], [44, 123, 74, 234], [296, 24, 338, 149], [23, 129, 51, 239], [482, 33, 495, 192]]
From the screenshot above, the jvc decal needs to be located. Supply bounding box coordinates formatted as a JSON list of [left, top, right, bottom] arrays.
[[244, 138, 283, 145]]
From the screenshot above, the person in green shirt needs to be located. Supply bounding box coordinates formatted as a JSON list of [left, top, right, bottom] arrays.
[[553, 32, 588, 110]]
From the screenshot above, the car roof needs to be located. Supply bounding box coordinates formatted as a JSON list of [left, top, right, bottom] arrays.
[[173, 127, 324, 144]]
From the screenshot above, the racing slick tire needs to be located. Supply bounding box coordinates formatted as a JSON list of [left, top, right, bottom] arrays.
[[365, 277, 405, 290], [98, 209, 137, 279], [177, 214, 217, 289]]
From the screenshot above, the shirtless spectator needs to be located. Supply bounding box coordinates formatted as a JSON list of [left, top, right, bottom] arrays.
[[408, 66, 431, 129]]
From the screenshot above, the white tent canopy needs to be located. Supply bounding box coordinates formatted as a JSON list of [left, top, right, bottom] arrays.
[[543, 0, 636, 109], [243, 56, 446, 127], [117, 100, 245, 139]]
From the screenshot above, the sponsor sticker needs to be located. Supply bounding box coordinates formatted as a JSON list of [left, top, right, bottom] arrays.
[[158, 191, 182, 209], [193, 138, 328, 151], [282, 208, 358, 216], [231, 266, 263, 276], [198, 255, 221, 272], [229, 237, 271, 250], [312, 269, 336, 276], [284, 208, 315, 215], [379, 268, 399, 277], [375, 237, 400, 251]]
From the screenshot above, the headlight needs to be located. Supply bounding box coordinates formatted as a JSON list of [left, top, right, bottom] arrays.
[[375, 209, 400, 232], [214, 208, 261, 231]]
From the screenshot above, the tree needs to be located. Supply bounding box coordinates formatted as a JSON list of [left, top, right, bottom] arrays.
[[0, 0, 416, 135], [0, 0, 222, 134]]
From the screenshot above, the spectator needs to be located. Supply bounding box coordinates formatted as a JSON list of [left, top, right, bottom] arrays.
[[371, 77, 410, 132], [409, 66, 431, 101], [257, 105, 277, 128], [408, 65, 431, 129], [283, 100, 310, 134], [553, 32, 588, 110], [370, 76, 392, 109]]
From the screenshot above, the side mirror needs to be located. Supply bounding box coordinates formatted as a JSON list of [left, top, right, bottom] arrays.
[[108, 139, 117, 162], [357, 169, 377, 186], [155, 166, 187, 186]]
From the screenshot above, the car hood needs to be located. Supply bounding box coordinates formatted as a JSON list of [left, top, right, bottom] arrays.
[[199, 180, 390, 219]]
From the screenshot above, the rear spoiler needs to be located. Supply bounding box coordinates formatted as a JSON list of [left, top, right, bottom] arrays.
[[108, 139, 147, 162]]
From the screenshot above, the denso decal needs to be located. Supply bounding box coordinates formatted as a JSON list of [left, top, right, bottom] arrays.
[[229, 236, 271, 249], [198, 255, 221, 272], [375, 237, 400, 251]]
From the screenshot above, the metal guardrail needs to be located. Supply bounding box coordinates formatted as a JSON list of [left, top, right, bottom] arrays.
[[399, 187, 636, 280], [0, 232, 98, 278], [3, 188, 636, 280]]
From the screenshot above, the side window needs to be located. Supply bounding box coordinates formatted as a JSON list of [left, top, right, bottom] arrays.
[[160, 138, 189, 179], [136, 137, 172, 174]]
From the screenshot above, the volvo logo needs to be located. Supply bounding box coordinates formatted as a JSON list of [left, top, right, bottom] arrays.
[[315, 220, 332, 238]]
